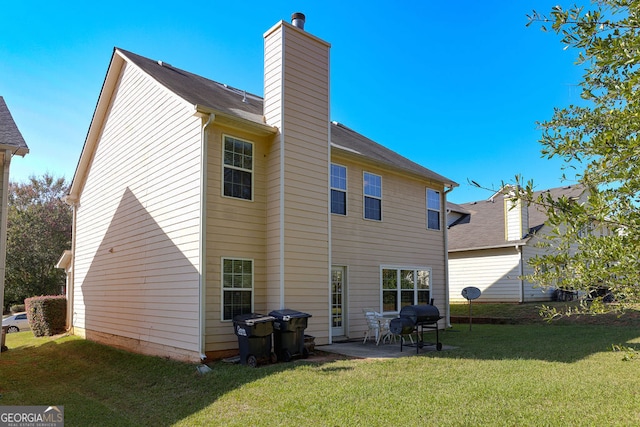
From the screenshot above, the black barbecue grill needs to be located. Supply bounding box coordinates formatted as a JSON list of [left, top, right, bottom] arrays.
[[389, 303, 443, 353]]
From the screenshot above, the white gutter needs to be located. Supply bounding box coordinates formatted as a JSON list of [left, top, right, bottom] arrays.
[[443, 185, 454, 328], [199, 113, 215, 361]]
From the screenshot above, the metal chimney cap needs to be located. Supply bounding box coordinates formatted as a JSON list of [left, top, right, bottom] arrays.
[[291, 12, 306, 29]]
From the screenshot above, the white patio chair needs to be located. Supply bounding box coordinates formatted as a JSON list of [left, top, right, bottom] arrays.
[[377, 314, 396, 345], [362, 310, 381, 344]]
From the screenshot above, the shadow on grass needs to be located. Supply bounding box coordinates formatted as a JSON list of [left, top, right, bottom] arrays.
[[435, 322, 640, 364], [3, 322, 638, 425], [0, 334, 350, 426]]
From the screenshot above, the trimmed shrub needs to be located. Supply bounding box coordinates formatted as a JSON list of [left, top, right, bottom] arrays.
[[25, 296, 67, 337], [10, 304, 25, 314]]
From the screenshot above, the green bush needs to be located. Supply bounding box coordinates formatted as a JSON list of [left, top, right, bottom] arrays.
[[10, 304, 25, 314], [25, 296, 67, 337]]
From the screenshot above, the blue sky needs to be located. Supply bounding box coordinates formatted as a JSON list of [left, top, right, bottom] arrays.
[[0, 1, 586, 204]]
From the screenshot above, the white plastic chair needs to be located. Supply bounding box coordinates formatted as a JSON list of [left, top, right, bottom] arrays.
[[363, 310, 381, 344], [377, 315, 395, 345], [363, 310, 397, 345]]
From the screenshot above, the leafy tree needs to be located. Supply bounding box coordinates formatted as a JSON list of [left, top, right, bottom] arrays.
[[521, 1, 640, 313], [4, 174, 72, 311]]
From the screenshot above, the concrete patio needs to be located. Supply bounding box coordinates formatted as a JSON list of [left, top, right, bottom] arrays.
[[317, 338, 455, 359]]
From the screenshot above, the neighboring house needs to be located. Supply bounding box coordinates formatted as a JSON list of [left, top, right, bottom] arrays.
[[62, 14, 457, 362], [0, 97, 29, 313], [447, 185, 585, 303]]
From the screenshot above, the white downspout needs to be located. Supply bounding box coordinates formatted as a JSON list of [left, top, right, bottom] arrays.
[[68, 202, 78, 331], [516, 244, 524, 303], [0, 150, 11, 315], [327, 119, 332, 344], [199, 113, 214, 361], [443, 185, 454, 328]]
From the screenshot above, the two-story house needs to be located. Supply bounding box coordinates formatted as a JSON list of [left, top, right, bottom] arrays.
[[0, 97, 29, 313], [447, 185, 586, 303], [63, 14, 457, 362]]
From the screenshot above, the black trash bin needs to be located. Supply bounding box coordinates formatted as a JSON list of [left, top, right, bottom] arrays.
[[269, 309, 312, 362], [233, 313, 277, 367]]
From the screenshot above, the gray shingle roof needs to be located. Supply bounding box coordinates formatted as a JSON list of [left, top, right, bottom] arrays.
[[330, 121, 456, 185], [447, 185, 584, 251], [0, 96, 29, 154], [117, 48, 456, 186]]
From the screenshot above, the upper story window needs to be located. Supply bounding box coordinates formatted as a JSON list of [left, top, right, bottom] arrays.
[[427, 189, 441, 230], [331, 164, 347, 215], [223, 135, 253, 200], [363, 172, 382, 221], [222, 258, 253, 321]]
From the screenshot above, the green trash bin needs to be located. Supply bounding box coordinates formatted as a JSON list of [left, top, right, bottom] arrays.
[[233, 313, 277, 367], [269, 309, 312, 362]]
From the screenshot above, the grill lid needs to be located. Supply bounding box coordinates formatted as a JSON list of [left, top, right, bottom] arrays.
[[399, 304, 441, 324]]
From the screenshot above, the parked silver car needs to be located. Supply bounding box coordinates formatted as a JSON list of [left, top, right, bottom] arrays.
[[2, 312, 30, 333]]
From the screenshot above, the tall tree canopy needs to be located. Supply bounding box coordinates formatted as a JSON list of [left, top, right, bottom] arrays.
[[523, 0, 640, 312], [4, 174, 72, 310]]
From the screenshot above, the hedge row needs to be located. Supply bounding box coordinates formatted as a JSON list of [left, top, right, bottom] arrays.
[[25, 296, 67, 337], [10, 304, 25, 314]]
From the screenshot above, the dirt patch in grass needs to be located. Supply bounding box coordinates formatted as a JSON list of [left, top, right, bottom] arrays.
[[450, 301, 640, 327], [301, 350, 354, 363]]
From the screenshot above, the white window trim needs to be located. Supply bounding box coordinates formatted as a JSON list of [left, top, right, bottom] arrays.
[[380, 265, 432, 314], [221, 134, 255, 202], [221, 257, 255, 322], [426, 188, 441, 231], [331, 163, 348, 216], [363, 171, 382, 221]]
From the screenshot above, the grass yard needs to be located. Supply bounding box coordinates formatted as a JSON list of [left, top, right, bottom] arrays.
[[2, 305, 640, 426]]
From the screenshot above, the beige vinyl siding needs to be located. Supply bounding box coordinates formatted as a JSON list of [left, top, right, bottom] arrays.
[[204, 125, 270, 352], [331, 156, 447, 338], [281, 27, 330, 342], [504, 197, 529, 241], [263, 22, 331, 344], [264, 22, 285, 316], [73, 61, 202, 358], [449, 248, 523, 302]]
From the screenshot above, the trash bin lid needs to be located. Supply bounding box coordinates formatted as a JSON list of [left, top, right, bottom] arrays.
[[233, 313, 275, 325], [268, 309, 312, 321]]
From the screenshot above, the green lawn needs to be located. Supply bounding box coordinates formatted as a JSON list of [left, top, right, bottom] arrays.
[[2, 311, 640, 426]]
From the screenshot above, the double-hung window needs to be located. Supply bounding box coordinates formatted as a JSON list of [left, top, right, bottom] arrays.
[[381, 267, 431, 313], [331, 164, 347, 215], [427, 189, 441, 230], [222, 258, 253, 321], [363, 172, 382, 220], [223, 135, 253, 200]]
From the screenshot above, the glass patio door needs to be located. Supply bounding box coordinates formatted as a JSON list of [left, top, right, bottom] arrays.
[[331, 266, 346, 336]]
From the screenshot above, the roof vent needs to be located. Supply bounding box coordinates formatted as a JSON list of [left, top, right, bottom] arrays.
[[291, 12, 305, 29], [157, 60, 171, 67]]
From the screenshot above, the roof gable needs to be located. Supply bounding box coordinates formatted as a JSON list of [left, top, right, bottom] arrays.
[[447, 185, 584, 251], [116, 48, 457, 187], [117, 49, 265, 125], [0, 96, 29, 156]]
